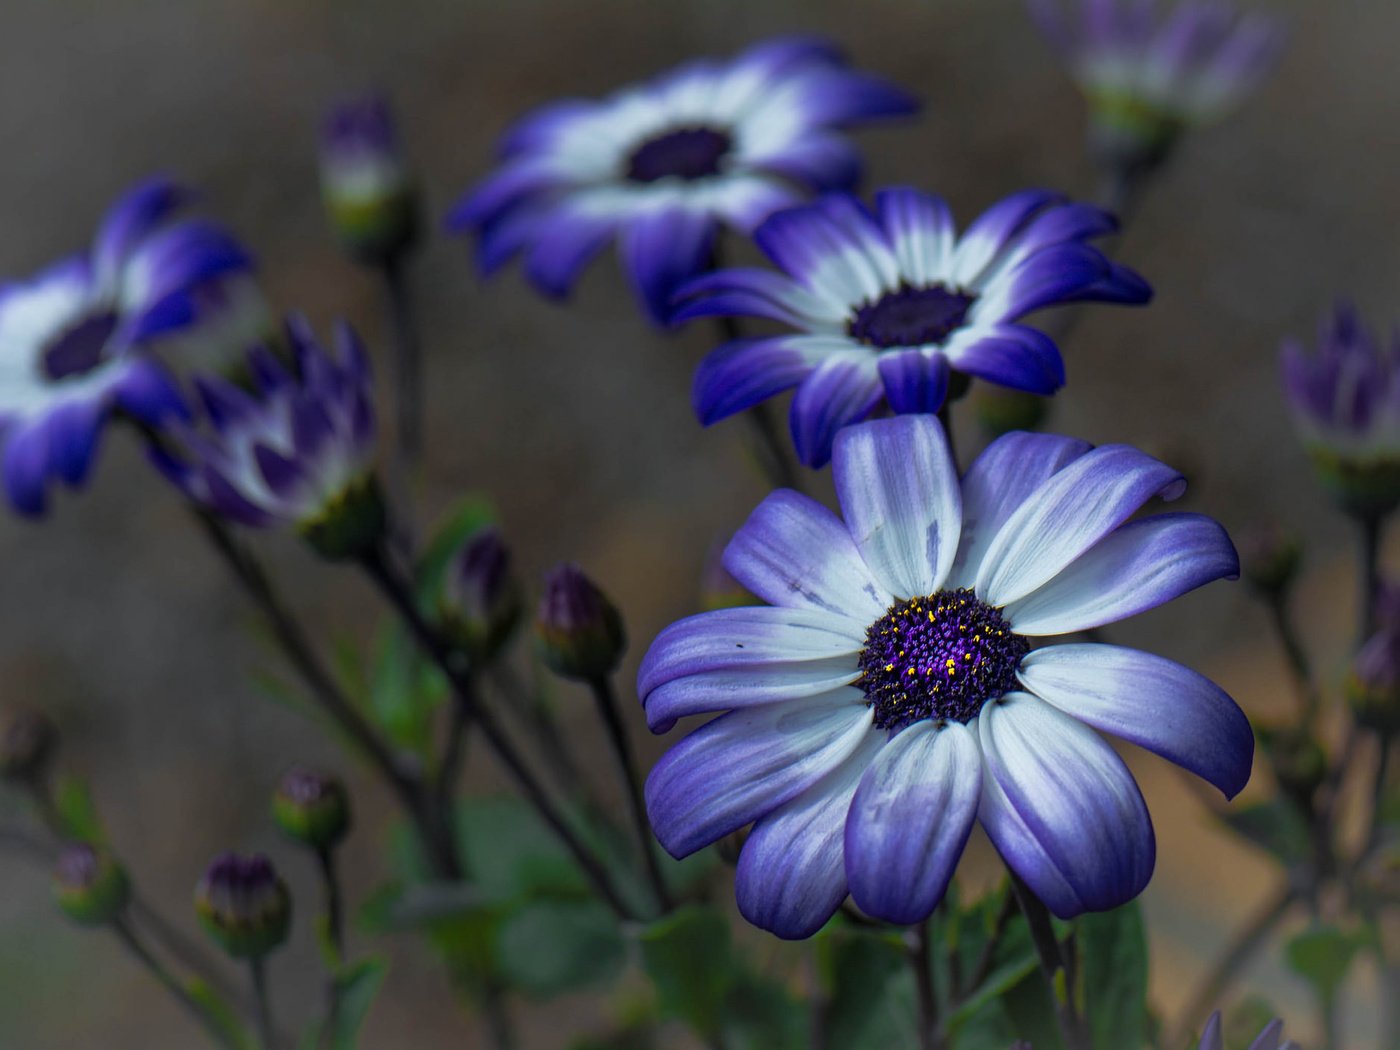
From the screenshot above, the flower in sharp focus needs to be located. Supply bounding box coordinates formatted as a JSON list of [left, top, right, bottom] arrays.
[[321, 92, 419, 263], [1198, 1011, 1300, 1050], [446, 35, 917, 324], [0, 177, 254, 515], [1282, 302, 1400, 519], [639, 415, 1249, 938], [194, 852, 291, 958], [673, 188, 1150, 467], [152, 316, 385, 560], [1028, 0, 1284, 174]]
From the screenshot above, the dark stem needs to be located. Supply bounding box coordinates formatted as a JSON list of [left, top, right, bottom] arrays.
[[587, 675, 672, 912], [963, 884, 1017, 998], [1008, 872, 1087, 1050], [250, 956, 275, 1050], [360, 543, 638, 920], [1265, 591, 1318, 723], [491, 663, 589, 802], [381, 252, 423, 474], [1364, 736, 1394, 859], [909, 919, 945, 1050], [112, 916, 243, 1050], [482, 986, 517, 1050], [317, 847, 345, 962], [1359, 512, 1384, 642]]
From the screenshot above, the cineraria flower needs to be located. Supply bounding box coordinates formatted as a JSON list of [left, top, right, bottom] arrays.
[[1198, 1011, 1299, 1050], [447, 36, 916, 323], [0, 177, 254, 514], [1028, 0, 1283, 171], [640, 415, 1249, 938], [153, 316, 383, 560], [673, 187, 1150, 467], [1281, 302, 1400, 519]]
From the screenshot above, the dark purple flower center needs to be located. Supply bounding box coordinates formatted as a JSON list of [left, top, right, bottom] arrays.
[[42, 310, 118, 381], [848, 283, 976, 349], [858, 589, 1028, 731], [626, 127, 731, 183]]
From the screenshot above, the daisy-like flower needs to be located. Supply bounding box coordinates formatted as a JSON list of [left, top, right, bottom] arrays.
[[446, 36, 916, 324], [673, 187, 1150, 468], [153, 316, 383, 560], [1028, 0, 1284, 171], [0, 177, 254, 515], [1282, 302, 1400, 519], [1197, 1011, 1299, 1050], [640, 415, 1249, 938]]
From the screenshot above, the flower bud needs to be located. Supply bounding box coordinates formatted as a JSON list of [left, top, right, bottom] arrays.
[[298, 474, 388, 562], [972, 384, 1049, 439], [272, 768, 351, 851], [1240, 525, 1303, 597], [440, 526, 522, 661], [194, 852, 291, 959], [53, 844, 130, 926], [320, 94, 419, 263], [0, 703, 56, 784], [1259, 724, 1327, 806], [1348, 629, 1400, 735], [535, 564, 626, 681]]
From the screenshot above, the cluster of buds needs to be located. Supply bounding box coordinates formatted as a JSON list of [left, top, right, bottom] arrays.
[[194, 852, 291, 958], [535, 563, 626, 681], [272, 768, 351, 851], [320, 94, 419, 264]]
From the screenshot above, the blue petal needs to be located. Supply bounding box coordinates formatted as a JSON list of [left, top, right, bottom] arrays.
[[44, 399, 106, 486], [2, 420, 52, 516], [944, 324, 1065, 394], [523, 206, 616, 298], [617, 207, 718, 325], [94, 176, 187, 282], [876, 348, 950, 414], [692, 336, 815, 425], [788, 354, 883, 468], [445, 160, 564, 230]]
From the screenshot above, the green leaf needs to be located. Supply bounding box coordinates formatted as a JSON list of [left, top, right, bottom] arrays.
[[496, 900, 625, 997], [1285, 926, 1361, 1005], [50, 774, 104, 843], [816, 928, 917, 1049], [297, 957, 390, 1050], [455, 796, 591, 903], [1221, 800, 1311, 866], [722, 974, 808, 1050], [187, 978, 257, 1050], [1077, 901, 1148, 1050], [1001, 965, 1065, 1050], [638, 905, 733, 1039], [367, 621, 443, 755], [945, 905, 1038, 1036]]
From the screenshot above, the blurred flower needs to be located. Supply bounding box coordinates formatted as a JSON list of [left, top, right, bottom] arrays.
[[441, 526, 523, 661], [0, 703, 57, 784], [321, 93, 419, 263], [53, 843, 130, 926], [673, 188, 1150, 467], [1239, 523, 1302, 597], [1282, 302, 1400, 519], [0, 177, 254, 515], [272, 768, 351, 851], [150, 272, 278, 382], [1028, 0, 1284, 175], [640, 415, 1248, 938], [1348, 624, 1400, 735], [536, 563, 626, 681], [153, 316, 385, 560], [194, 852, 291, 958], [1198, 1010, 1299, 1050], [447, 36, 917, 323]]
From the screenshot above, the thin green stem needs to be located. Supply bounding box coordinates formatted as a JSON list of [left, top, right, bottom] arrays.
[[1265, 590, 1319, 723], [317, 847, 345, 963], [112, 916, 243, 1050], [909, 919, 946, 1050], [250, 956, 275, 1050], [1364, 736, 1393, 858], [1008, 872, 1087, 1050], [962, 885, 1016, 999]]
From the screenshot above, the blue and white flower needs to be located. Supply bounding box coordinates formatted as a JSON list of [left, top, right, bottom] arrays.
[[640, 414, 1249, 938], [447, 36, 916, 323], [674, 187, 1150, 467], [0, 177, 253, 514]]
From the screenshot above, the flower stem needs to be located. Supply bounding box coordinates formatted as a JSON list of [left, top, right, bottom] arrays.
[[962, 884, 1016, 999], [112, 916, 244, 1050], [381, 252, 423, 474], [317, 846, 345, 963], [491, 663, 589, 802], [710, 313, 801, 492], [1359, 512, 1385, 641], [909, 919, 946, 1050], [1008, 872, 1088, 1050], [250, 956, 276, 1050], [1265, 590, 1319, 724], [587, 674, 672, 912]]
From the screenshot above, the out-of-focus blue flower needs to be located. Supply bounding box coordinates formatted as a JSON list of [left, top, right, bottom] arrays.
[[154, 316, 383, 559], [1282, 302, 1400, 518], [639, 415, 1249, 938], [1029, 0, 1283, 169], [673, 187, 1150, 467], [1198, 1010, 1299, 1050], [0, 178, 254, 515], [447, 36, 917, 324], [320, 92, 419, 262]]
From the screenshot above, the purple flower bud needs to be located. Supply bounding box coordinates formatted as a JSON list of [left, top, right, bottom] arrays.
[[535, 564, 626, 681], [53, 843, 130, 926], [320, 93, 419, 263], [272, 768, 351, 851], [1349, 628, 1400, 735], [194, 852, 291, 959], [1197, 1010, 1298, 1050], [442, 526, 522, 660], [0, 703, 56, 784]]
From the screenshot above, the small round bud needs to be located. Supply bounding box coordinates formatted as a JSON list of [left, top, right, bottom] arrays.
[[298, 474, 388, 561], [0, 703, 56, 784], [53, 844, 130, 926], [1240, 525, 1303, 597], [535, 564, 626, 681], [440, 526, 522, 661], [971, 385, 1049, 439], [194, 852, 291, 959], [1348, 629, 1400, 736], [272, 768, 351, 851], [320, 94, 419, 264]]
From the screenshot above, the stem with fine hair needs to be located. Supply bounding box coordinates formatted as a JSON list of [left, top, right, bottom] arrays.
[[112, 916, 244, 1050], [586, 674, 672, 912], [250, 956, 275, 1050], [1008, 872, 1087, 1050], [909, 919, 945, 1050]]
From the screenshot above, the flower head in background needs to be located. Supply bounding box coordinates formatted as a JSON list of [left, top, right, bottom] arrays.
[[272, 767, 352, 851], [194, 852, 291, 959], [1282, 302, 1400, 519], [1198, 1011, 1299, 1050], [447, 36, 917, 323], [153, 316, 384, 559], [640, 415, 1248, 938], [0, 177, 255, 515], [674, 187, 1150, 467], [321, 92, 419, 263], [1028, 0, 1284, 174], [53, 844, 130, 927]]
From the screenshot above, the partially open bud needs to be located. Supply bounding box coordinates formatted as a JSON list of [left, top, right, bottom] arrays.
[[53, 844, 130, 926], [1240, 525, 1303, 597], [272, 768, 351, 851], [0, 703, 56, 784], [535, 564, 626, 681], [440, 526, 522, 661], [320, 94, 419, 264], [194, 852, 291, 958], [1348, 629, 1400, 735]]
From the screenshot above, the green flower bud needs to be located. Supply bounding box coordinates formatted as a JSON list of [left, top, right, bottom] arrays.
[[194, 852, 291, 959], [535, 564, 626, 681], [53, 844, 130, 926], [272, 768, 351, 851]]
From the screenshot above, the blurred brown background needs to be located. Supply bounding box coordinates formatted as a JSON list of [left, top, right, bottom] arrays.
[[0, 0, 1387, 1046]]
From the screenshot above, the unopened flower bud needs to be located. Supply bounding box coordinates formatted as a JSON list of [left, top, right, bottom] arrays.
[[0, 703, 56, 784], [272, 768, 351, 851], [441, 527, 522, 661], [53, 844, 130, 926], [1348, 629, 1400, 735], [971, 385, 1049, 439], [535, 564, 626, 681], [320, 94, 419, 263], [1240, 525, 1302, 596], [194, 852, 291, 958]]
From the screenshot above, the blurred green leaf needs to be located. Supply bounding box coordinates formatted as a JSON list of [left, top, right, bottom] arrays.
[[1077, 901, 1148, 1050], [50, 774, 104, 843], [496, 900, 624, 997], [722, 974, 807, 1050], [366, 622, 443, 756], [456, 796, 591, 903], [639, 905, 733, 1039], [1001, 965, 1065, 1050], [1286, 925, 1362, 1005], [1221, 800, 1310, 866], [816, 927, 916, 1049], [187, 977, 256, 1050], [946, 902, 1038, 1036], [296, 957, 389, 1050]]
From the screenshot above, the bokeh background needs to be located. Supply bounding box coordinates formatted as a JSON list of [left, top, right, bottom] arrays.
[[0, 0, 1387, 1045]]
